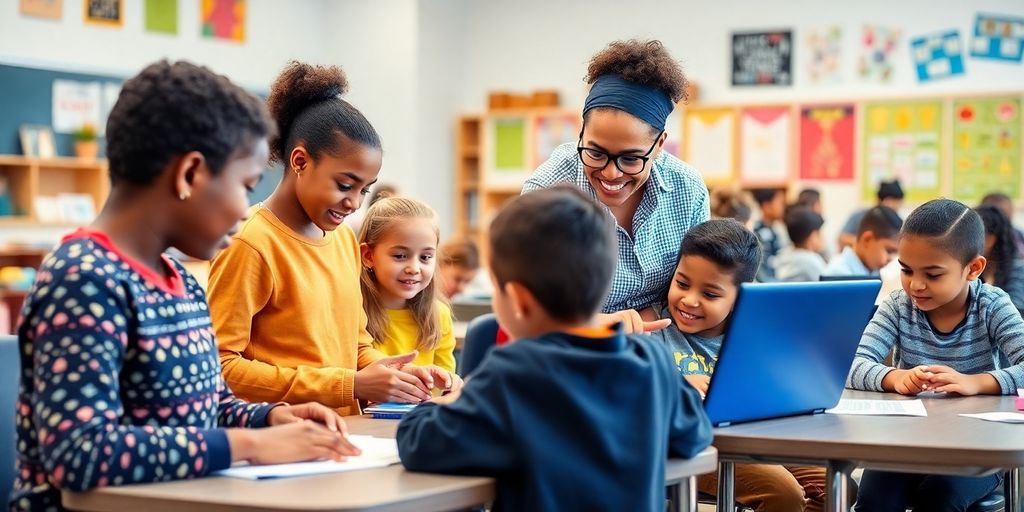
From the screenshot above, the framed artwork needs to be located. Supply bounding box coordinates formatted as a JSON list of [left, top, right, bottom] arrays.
[[19, 125, 56, 158], [84, 0, 123, 27]]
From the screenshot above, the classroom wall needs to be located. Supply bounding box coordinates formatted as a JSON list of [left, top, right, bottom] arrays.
[[452, 0, 1024, 248]]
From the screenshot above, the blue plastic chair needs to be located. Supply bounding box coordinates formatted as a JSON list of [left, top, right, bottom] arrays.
[[458, 314, 499, 378], [1, 335, 20, 505]]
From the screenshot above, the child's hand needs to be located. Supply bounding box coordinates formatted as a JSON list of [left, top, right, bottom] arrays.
[[598, 310, 672, 334], [399, 364, 462, 393], [684, 375, 710, 398], [267, 402, 347, 433], [355, 352, 432, 403], [227, 420, 360, 465], [923, 365, 1000, 396], [885, 366, 934, 395], [430, 385, 463, 405]]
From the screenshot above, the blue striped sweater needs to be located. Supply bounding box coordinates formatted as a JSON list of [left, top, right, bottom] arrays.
[[847, 280, 1024, 394]]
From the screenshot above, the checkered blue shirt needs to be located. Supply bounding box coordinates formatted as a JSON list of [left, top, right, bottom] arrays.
[[522, 143, 710, 313]]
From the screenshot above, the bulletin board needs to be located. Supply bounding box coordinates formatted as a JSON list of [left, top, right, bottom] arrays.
[[861, 100, 944, 202], [951, 96, 1021, 203]]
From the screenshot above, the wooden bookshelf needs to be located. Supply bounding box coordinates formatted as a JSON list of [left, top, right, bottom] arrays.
[[0, 156, 108, 226]]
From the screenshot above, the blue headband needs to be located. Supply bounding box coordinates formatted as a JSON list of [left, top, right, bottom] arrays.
[[583, 75, 674, 131]]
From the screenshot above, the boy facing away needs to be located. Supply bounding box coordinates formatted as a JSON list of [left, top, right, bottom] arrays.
[[396, 185, 712, 511]]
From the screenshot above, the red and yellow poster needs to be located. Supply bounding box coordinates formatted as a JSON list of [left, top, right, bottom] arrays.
[[799, 104, 855, 181], [201, 0, 245, 42]]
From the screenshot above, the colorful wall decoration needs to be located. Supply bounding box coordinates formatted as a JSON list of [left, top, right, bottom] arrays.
[[732, 31, 793, 86], [970, 13, 1024, 62], [858, 25, 900, 83], [910, 30, 965, 82], [739, 106, 792, 184], [683, 107, 737, 185], [952, 96, 1021, 202], [201, 0, 245, 42], [799, 105, 855, 181], [861, 100, 944, 201]]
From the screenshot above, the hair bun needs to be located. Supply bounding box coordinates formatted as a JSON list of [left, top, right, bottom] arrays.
[[267, 61, 350, 162]]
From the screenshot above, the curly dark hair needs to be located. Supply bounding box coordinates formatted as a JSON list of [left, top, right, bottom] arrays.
[[105, 60, 273, 186], [976, 205, 1018, 286], [267, 61, 381, 165], [585, 39, 689, 104]]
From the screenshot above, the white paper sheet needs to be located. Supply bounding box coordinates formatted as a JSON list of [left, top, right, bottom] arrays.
[[825, 399, 928, 417], [959, 412, 1024, 424], [218, 435, 400, 480]]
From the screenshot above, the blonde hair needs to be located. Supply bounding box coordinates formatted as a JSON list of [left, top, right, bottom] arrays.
[[358, 197, 444, 352], [438, 236, 480, 270]]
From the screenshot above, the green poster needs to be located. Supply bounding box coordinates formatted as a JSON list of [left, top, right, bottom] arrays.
[[494, 119, 526, 170], [861, 100, 944, 202], [145, 0, 178, 35], [952, 97, 1021, 203]]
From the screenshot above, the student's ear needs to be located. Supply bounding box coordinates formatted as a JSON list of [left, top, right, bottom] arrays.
[[966, 255, 987, 281], [504, 281, 539, 320], [860, 231, 876, 244], [289, 146, 310, 176], [172, 151, 206, 201], [359, 243, 374, 270]]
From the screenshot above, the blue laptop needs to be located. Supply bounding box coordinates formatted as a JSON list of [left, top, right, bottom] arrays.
[[704, 280, 881, 427]]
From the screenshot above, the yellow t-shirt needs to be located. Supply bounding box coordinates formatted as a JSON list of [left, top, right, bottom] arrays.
[[377, 303, 457, 373], [208, 206, 385, 416]]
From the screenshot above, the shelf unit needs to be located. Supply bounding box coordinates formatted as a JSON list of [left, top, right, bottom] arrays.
[[0, 155, 108, 225]]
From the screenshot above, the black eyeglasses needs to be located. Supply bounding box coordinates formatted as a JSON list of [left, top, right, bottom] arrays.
[[576, 130, 663, 176]]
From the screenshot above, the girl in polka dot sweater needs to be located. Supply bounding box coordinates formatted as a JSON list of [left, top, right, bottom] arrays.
[[10, 61, 359, 512]]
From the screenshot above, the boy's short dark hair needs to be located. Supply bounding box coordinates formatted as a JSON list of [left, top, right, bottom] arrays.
[[902, 199, 984, 265], [783, 206, 824, 246], [797, 188, 821, 208], [678, 219, 762, 284], [858, 206, 903, 239], [877, 180, 904, 201], [751, 188, 783, 207], [106, 60, 273, 186], [489, 185, 615, 322]]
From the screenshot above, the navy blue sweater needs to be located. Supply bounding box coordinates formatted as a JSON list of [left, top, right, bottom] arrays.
[[397, 328, 712, 511]]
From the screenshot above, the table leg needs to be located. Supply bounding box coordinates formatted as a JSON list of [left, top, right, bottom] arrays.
[[717, 461, 736, 512], [825, 461, 855, 512], [1005, 467, 1021, 512], [667, 481, 681, 512], [680, 475, 697, 512]]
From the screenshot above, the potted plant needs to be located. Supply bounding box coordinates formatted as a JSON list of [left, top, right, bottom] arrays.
[[72, 124, 99, 160]]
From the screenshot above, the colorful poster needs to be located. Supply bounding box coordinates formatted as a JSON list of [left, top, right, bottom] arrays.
[[732, 31, 793, 86], [20, 0, 62, 19], [739, 106, 792, 184], [145, 0, 178, 35], [84, 0, 123, 27], [532, 115, 580, 169], [858, 25, 900, 83], [952, 97, 1021, 203], [683, 108, 736, 184], [52, 80, 102, 134], [861, 101, 944, 202], [799, 105, 855, 181], [806, 26, 842, 84], [910, 30, 965, 82], [970, 13, 1024, 62], [201, 0, 245, 42]]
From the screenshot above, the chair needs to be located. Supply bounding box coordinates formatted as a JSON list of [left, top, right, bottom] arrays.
[[458, 314, 500, 378], [967, 489, 1004, 512], [0, 335, 20, 504]]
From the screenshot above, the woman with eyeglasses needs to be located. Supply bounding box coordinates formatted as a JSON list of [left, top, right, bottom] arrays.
[[522, 39, 710, 332]]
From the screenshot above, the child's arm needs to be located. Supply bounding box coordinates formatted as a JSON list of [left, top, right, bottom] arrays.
[[209, 240, 371, 408], [396, 353, 516, 474], [433, 306, 457, 374], [847, 297, 904, 392], [927, 293, 1024, 395]]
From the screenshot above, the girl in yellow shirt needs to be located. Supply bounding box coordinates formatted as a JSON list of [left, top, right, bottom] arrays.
[[359, 197, 460, 376], [209, 62, 454, 414]]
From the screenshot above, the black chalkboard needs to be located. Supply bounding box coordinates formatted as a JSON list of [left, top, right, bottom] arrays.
[[732, 30, 793, 86]]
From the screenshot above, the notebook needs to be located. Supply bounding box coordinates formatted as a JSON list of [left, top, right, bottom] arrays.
[[703, 280, 881, 427]]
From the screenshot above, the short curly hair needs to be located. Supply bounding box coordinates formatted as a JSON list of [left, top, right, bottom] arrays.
[[267, 61, 381, 165], [105, 60, 273, 186], [585, 39, 689, 104]]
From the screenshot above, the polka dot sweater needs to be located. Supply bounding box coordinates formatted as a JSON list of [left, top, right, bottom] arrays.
[[10, 229, 276, 511]]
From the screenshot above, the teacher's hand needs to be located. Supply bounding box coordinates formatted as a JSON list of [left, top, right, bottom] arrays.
[[597, 310, 671, 334]]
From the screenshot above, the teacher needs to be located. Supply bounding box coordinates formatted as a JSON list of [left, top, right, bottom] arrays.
[[522, 39, 709, 329]]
